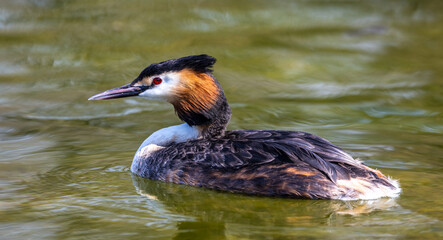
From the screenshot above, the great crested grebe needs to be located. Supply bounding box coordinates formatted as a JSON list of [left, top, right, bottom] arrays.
[[89, 54, 401, 200]]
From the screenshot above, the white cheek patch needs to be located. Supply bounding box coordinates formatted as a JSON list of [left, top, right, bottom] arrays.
[[138, 72, 181, 101]]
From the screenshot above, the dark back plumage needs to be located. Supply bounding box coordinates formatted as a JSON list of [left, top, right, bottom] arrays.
[[131, 130, 399, 199]]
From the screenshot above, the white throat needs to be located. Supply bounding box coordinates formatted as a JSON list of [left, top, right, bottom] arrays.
[[140, 123, 200, 147], [131, 123, 200, 173]]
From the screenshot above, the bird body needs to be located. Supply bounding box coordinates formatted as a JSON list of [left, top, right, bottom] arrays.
[[89, 55, 401, 200]]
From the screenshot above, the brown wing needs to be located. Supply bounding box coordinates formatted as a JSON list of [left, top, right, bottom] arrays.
[[150, 130, 364, 183]]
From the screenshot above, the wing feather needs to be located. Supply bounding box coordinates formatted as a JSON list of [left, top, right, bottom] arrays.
[[154, 130, 363, 183]]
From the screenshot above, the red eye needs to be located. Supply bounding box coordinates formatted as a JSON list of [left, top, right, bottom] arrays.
[[153, 77, 162, 85]]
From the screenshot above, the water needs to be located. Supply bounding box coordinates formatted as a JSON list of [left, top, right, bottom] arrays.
[[0, 0, 442, 239]]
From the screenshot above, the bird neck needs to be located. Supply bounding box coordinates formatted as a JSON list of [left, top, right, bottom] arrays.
[[171, 78, 231, 139], [197, 94, 232, 138]]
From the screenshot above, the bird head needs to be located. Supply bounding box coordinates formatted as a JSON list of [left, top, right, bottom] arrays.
[[89, 55, 229, 127]]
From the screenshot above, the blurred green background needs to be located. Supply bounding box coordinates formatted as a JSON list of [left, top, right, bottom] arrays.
[[0, 0, 442, 239]]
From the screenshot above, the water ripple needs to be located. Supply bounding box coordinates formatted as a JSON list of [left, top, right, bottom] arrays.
[[23, 108, 146, 121]]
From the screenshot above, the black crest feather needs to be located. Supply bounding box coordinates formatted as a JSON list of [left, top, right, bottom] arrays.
[[138, 54, 216, 78]]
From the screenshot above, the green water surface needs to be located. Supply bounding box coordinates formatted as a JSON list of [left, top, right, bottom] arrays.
[[0, 0, 442, 239]]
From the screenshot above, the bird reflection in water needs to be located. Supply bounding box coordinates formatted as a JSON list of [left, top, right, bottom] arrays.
[[131, 174, 399, 238]]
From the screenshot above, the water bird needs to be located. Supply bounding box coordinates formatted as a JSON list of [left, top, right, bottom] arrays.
[[89, 55, 401, 200]]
